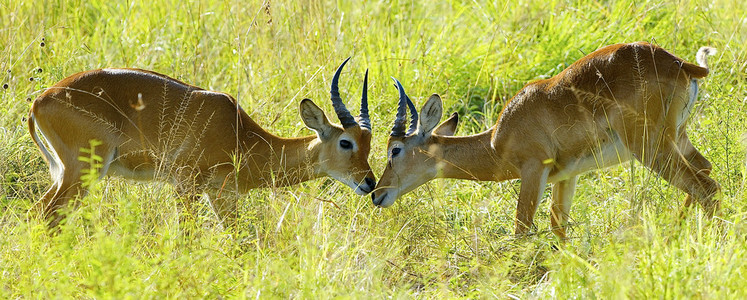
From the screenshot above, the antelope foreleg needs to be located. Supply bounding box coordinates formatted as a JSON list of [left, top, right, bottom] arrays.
[[515, 161, 551, 235]]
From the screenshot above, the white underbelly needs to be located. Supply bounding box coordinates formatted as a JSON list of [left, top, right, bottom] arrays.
[[107, 160, 157, 181], [549, 137, 632, 183]]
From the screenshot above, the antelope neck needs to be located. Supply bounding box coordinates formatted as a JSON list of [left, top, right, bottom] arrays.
[[435, 128, 517, 182]]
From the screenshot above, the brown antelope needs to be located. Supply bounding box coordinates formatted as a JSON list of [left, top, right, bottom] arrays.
[[29, 58, 376, 227], [373, 42, 718, 238]]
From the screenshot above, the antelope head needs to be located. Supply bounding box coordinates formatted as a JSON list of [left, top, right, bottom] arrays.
[[371, 79, 458, 206], [300, 57, 376, 195]]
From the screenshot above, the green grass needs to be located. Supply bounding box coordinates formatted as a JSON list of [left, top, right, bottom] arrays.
[[2, 0, 746, 297]]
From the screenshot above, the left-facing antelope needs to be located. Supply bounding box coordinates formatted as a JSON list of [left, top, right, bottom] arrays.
[[29, 58, 376, 227], [373, 43, 718, 239]]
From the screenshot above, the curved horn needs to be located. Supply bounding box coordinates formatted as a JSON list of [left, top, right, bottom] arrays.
[[358, 69, 371, 131], [405, 94, 418, 135], [390, 77, 407, 137], [331, 57, 358, 128]]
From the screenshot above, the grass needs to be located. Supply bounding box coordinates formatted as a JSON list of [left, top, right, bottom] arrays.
[[1, 0, 746, 298]]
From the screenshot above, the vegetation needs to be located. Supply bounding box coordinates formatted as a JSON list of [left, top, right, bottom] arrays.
[[1, 0, 745, 297]]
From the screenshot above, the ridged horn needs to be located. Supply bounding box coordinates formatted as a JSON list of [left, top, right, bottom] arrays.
[[390, 77, 407, 137], [405, 93, 418, 135], [358, 69, 371, 131], [331, 57, 358, 128]]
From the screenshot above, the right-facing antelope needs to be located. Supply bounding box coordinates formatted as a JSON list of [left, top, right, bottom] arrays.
[[373, 42, 718, 238], [29, 58, 376, 228]]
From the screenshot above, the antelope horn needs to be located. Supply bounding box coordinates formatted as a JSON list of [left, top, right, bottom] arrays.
[[331, 57, 358, 128], [358, 69, 371, 131], [390, 77, 408, 137], [405, 93, 418, 135]]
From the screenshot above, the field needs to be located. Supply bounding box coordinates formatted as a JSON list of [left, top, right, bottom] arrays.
[[1, 0, 746, 298]]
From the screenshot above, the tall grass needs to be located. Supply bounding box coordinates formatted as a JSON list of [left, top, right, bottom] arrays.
[[1, 0, 745, 297]]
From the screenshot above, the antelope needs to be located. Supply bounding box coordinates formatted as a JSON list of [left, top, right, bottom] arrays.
[[373, 42, 718, 238], [29, 58, 376, 227]]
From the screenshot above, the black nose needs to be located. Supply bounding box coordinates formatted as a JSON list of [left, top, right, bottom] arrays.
[[364, 177, 376, 189]]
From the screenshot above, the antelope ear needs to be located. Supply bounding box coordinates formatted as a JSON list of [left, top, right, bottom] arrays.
[[300, 99, 333, 140], [418, 94, 443, 135], [433, 112, 458, 136]]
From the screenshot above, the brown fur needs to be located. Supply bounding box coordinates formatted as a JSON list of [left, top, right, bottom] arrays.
[[29, 68, 375, 227], [374, 42, 718, 238]]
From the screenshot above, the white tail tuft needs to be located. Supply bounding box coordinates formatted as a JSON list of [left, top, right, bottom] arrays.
[[696, 47, 717, 69]]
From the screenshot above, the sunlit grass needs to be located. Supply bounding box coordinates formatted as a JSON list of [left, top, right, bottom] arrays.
[[1, 0, 745, 297]]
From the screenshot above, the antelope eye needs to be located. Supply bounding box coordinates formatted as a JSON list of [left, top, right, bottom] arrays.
[[391, 147, 402, 157], [339, 140, 353, 149]]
